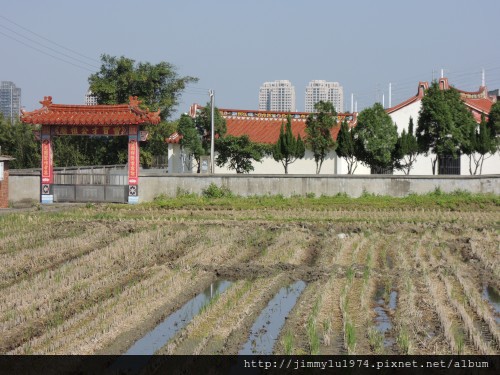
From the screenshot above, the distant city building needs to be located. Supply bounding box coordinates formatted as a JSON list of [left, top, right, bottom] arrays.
[[305, 80, 344, 113], [84, 90, 98, 105], [0, 81, 22, 123], [258, 80, 296, 112]]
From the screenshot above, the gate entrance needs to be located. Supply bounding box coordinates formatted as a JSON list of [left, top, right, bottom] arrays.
[[21, 96, 160, 204], [52, 166, 128, 203]]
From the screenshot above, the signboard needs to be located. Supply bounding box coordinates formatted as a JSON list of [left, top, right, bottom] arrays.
[[128, 139, 139, 185], [0, 162, 3, 181], [51, 125, 129, 136], [41, 139, 53, 184], [200, 156, 210, 174], [139, 131, 149, 141]]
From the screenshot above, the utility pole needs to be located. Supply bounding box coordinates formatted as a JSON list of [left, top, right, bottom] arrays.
[[388, 83, 392, 109], [209, 89, 215, 174]]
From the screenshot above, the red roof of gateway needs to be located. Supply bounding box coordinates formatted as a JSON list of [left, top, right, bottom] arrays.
[[166, 106, 357, 144], [20, 96, 161, 126]]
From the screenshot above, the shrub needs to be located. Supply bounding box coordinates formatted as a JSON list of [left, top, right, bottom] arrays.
[[202, 183, 233, 198]]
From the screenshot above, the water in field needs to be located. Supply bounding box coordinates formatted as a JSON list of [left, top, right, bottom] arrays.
[[111, 280, 232, 372], [373, 287, 397, 348], [239, 280, 306, 355], [483, 284, 500, 324]]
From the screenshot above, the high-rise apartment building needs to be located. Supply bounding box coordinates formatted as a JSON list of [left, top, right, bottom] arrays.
[[0, 81, 22, 123], [305, 80, 344, 113], [258, 80, 296, 112], [84, 90, 98, 105]]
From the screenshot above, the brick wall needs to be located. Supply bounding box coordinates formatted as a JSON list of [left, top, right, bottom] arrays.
[[0, 162, 9, 208]]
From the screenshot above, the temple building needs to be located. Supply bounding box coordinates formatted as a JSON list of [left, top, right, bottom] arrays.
[[166, 104, 365, 175], [387, 78, 498, 175]]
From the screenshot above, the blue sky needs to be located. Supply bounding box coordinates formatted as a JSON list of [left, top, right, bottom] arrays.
[[2, 0, 499, 115]]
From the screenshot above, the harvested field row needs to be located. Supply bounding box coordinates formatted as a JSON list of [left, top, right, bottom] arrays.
[[0, 199, 498, 357]]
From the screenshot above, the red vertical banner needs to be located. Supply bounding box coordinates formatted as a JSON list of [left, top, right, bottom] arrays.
[[41, 132, 53, 184], [128, 125, 139, 187], [128, 139, 138, 185]]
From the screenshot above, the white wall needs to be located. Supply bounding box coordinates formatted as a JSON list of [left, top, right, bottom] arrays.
[[389, 99, 500, 176]]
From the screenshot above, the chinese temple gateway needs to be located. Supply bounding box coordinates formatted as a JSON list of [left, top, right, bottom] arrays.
[[21, 96, 160, 204]]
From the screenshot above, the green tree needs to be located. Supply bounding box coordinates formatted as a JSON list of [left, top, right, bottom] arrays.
[[462, 114, 496, 175], [272, 116, 305, 174], [336, 119, 360, 174], [416, 81, 476, 174], [355, 103, 398, 172], [178, 114, 204, 172], [305, 101, 337, 174], [487, 101, 500, 151], [0, 116, 40, 169], [215, 135, 266, 173], [195, 103, 227, 155], [86, 54, 197, 167], [395, 117, 419, 175], [88, 54, 198, 120]]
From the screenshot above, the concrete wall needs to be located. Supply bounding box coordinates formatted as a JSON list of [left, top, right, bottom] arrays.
[[7, 170, 499, 203], [138, 173, 500, 202], [8, 172, 40, 203]]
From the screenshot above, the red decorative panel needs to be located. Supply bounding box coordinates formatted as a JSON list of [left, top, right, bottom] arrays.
[[41, 138, 53, 184], [128, 139, 139, 185]]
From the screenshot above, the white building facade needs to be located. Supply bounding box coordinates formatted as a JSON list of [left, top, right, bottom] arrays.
[[305, 80, 344, 113], [387, 78, 499, 175], [0, 81, 21, 123], [84, 90, 98, 105], [259, 80, 296, 112]]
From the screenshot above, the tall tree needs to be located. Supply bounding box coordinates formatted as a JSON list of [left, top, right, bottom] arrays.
[[336, 119, 359, 174], [88, 54, 198, 120], [487, 101, 500, 151], [305, 101, 337, 174], [0, 116, 40, 169], [195, 103, 227, 155], [395, 117, 419, 175], [355, 103, 398, 172], [215, 135, 266, 173], [86, 55, 198, 166], [272, 116, 305, 174], [178, 114, 204, 172], [462, 114, 496, 175], [416, 81, 475, 174]]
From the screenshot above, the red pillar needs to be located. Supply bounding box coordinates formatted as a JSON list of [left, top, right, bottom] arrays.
[[40, 125, 54, 204], [128, 125, 139, 204]]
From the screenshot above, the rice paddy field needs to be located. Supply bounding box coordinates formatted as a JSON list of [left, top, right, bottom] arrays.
[[0, 191, 499, 358]]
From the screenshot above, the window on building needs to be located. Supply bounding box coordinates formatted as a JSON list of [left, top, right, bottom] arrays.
[[438, 153, 461, 175], [370, 166, 393, 175]]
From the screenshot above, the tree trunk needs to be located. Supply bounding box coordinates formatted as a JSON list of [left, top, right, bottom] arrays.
[[316, 159, 323, 174], [431, 157, 437, 175]]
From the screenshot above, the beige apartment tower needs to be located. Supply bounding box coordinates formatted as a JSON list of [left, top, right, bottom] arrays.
[[305, 80, 344, 113], [258, 80, 296, 112]]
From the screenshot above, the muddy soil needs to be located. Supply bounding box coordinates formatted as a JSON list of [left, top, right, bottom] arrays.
[[1, 204, 498, 356]]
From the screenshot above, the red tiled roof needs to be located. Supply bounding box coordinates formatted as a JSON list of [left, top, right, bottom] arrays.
[[20, 96, 161, 126], [386, 82, 427, 114], [463, 97, 493, 115], [166, 107, 356, 144], [386, 79, 495, 122]]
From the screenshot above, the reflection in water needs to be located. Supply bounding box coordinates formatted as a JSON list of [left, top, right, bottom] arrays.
[[374, 288, 397, 347], [483, 285, 500, 324], [239, 280, 306, 355], [111, 280, 232, 372]]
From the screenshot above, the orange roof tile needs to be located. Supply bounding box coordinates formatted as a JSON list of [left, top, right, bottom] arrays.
[[21, 96, 161, 126], [167, 107, 355, 144]]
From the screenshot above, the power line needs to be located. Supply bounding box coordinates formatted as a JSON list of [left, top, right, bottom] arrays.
[[0, 23, 100, 70], [0, 30, 94, 72], [0, 14, 100, 65]]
